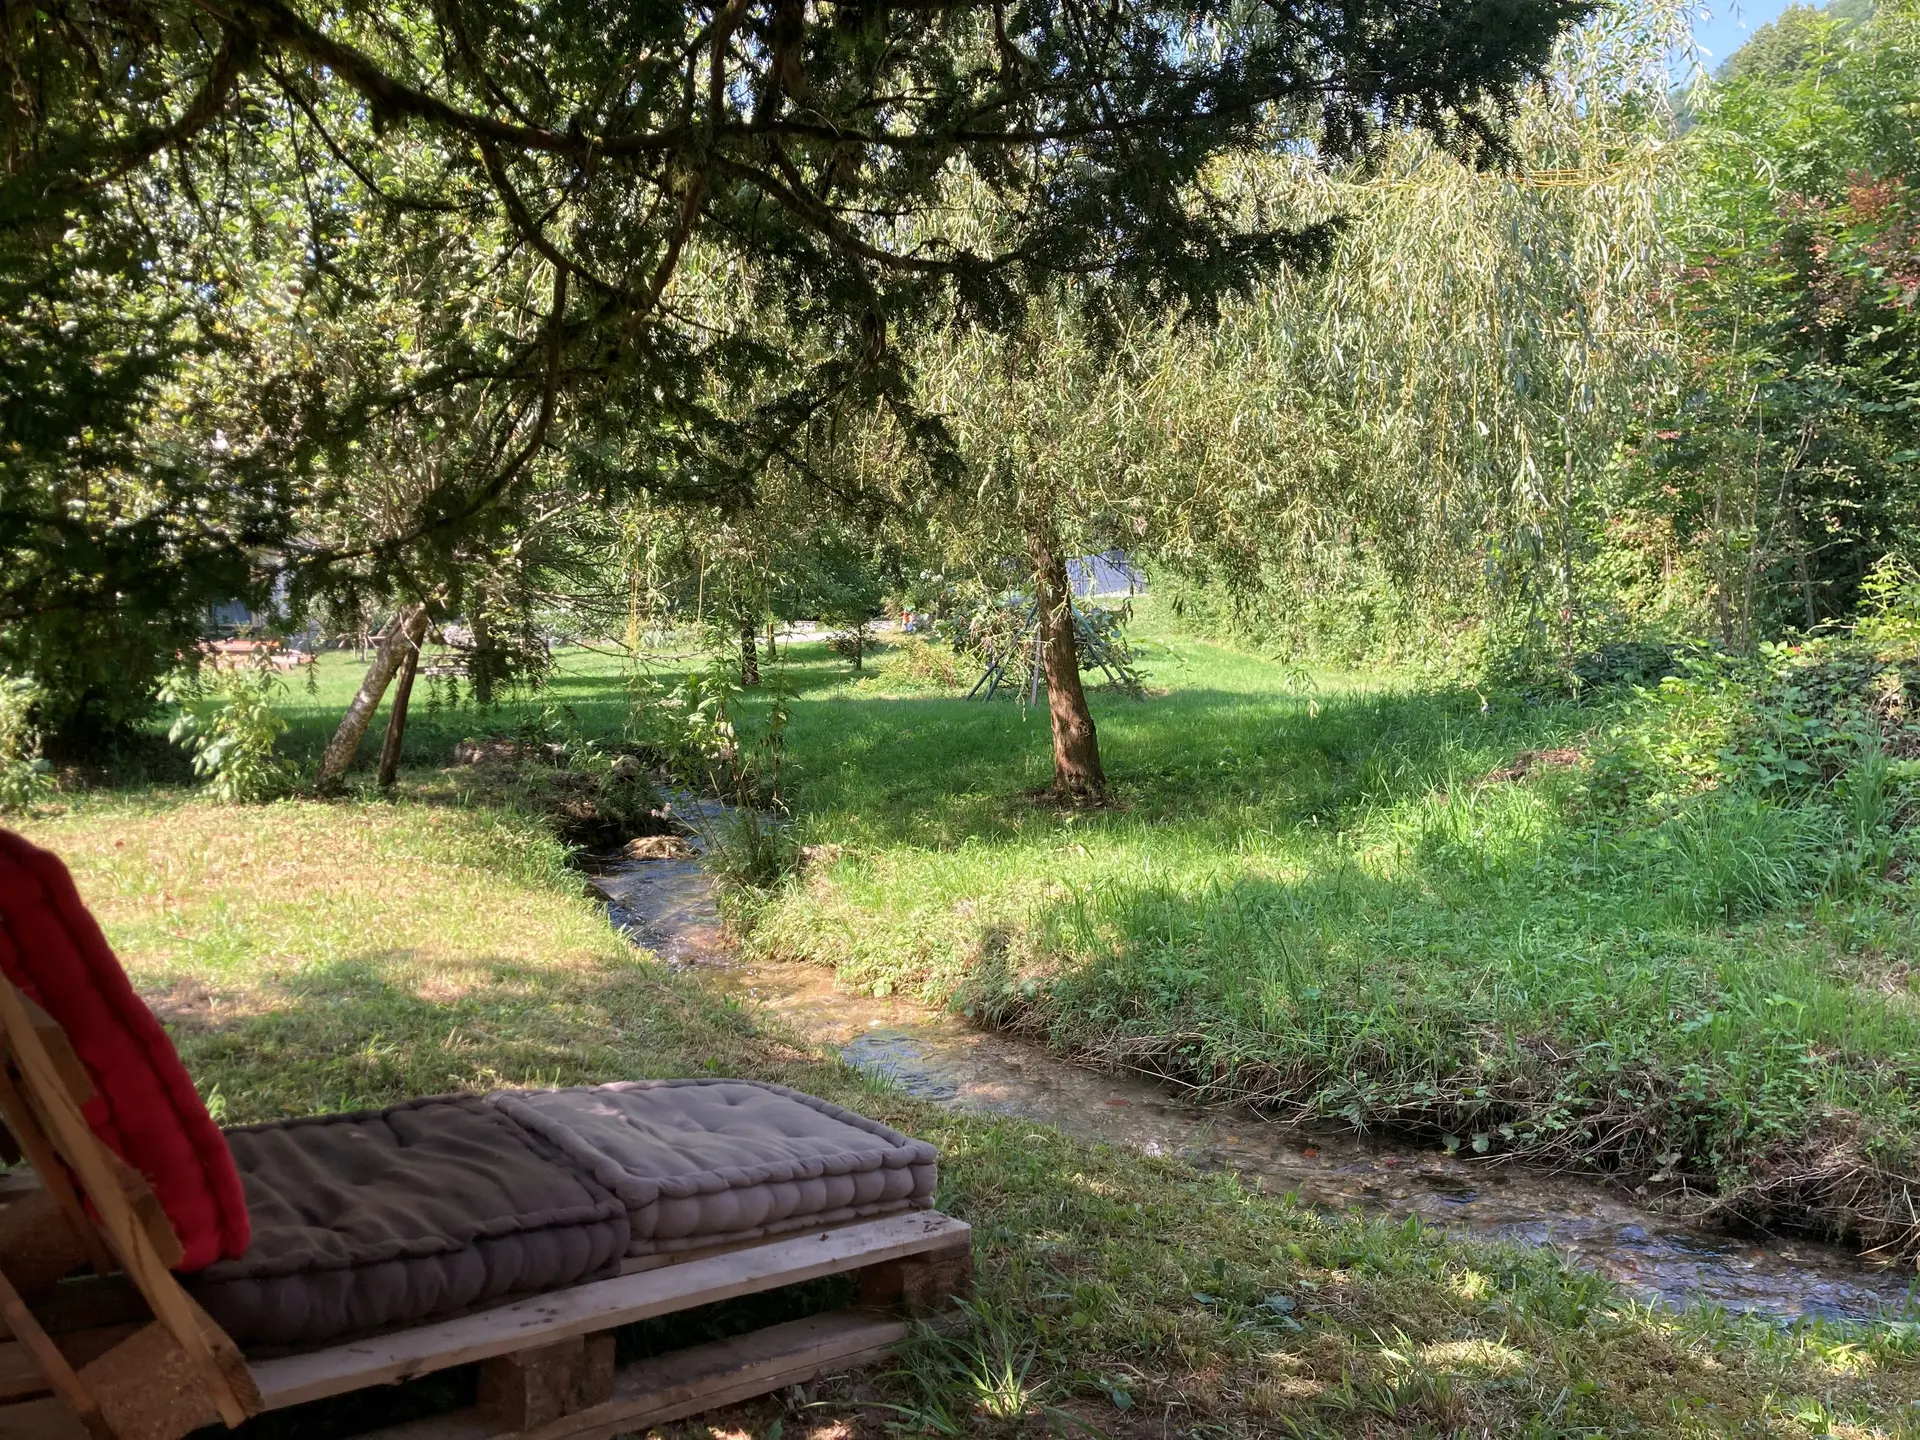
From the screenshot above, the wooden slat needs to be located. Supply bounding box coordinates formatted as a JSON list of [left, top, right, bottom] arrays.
[[82, 1322, 231, 1439], [16, 998, 94, 1109], [32, 1275, 149, 1337], [0, 1262, 109, 1439], [0, 1187, 94, 1299], [0, 1062, 115, 1279], [616, 1213, 876, 1275], [0, 1336, 45, 1401], [252, 1211, 972, 1410], [369, 1309, 916, 1440], [0, 1328, 143, 1401], [0, 981, 258, 1425], [3, 1000, 185, 1272]]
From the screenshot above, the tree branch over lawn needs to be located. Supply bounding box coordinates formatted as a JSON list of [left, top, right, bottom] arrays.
[[6, 0, 1590, 748]]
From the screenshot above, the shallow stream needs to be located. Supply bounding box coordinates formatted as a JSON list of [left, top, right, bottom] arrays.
[[589, 803, 1918, 1323]]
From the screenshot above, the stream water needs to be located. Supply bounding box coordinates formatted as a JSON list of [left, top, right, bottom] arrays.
[[589, 804, 1918, 1323]]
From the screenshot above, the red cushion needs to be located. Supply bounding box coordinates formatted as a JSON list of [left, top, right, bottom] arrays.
[[0, 830, 249, 1271]]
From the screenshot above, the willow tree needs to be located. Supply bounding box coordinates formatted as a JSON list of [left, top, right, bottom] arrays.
[[826, 1, 1687, 796], [1117, 0, 1693, 674], [901, 309, 1183, 799]]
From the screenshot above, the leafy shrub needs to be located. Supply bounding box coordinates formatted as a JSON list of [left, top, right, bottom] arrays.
[[629, 655, 792, 809], [1577, 613, 1920, 906], [0, 676, 54, 812], [160, 665, 295, 802], [1569, 638, 1693, 692], [1586, 639, 1920, 818], [704, 805, 796, 893]]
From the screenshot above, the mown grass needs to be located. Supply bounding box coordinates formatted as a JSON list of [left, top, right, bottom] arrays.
[[17, 791, 1920, 1437], [703, 607, 1920, 1252]]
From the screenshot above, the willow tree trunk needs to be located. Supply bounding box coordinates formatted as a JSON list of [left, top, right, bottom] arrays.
[[315, 603, 430, 793], [740, 622, 761, 687], [1028, 521, 1106, 801], [376, 627, 423, 791]]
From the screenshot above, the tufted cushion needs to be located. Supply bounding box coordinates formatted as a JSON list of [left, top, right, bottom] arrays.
[[488, 1080, 937, 1255], [188, 1095, 629, 1349], [0, 829, 249, 1271]]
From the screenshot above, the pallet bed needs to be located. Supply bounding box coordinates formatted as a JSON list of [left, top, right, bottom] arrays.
[[0, 972, 972, 1440], [0, 831, 971, 1440]]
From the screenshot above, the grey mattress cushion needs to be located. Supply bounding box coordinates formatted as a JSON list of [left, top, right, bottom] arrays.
[[489, 1080, 937, 1255], [188, 1095, 630, 1350]]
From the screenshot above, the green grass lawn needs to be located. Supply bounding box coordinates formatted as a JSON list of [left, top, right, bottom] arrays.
[[29, 607, 1920, 1432], [18, 790, 1920, 1437], [713, 607, 1920, 1254], [254, 610, 1920, 1250]]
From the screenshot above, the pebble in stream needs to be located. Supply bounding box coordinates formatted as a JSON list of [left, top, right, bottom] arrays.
[[589, 841, 1919, 1323]]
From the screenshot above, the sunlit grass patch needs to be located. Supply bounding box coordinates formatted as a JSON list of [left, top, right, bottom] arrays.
[[735, 605, 1920, 1254]]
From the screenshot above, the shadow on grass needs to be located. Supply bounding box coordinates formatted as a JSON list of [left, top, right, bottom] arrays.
[[157, 950, 772, 1124]]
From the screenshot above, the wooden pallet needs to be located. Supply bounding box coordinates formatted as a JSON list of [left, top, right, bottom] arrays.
[[0, 973, 972, 1439]]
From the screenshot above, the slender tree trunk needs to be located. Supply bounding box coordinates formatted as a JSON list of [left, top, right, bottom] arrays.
[[1027, 519, 1105, 801], [315, 603, 430, 793], [766, 616, 777, 663], [740, 621, 760, 687], [470, 600, 496, 707], [376, 626, 423, 791]]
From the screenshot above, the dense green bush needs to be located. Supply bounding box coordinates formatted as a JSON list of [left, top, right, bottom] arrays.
[[0, 676, 54, 812], [879, 633, 967, 691], [1583, 642, 1920, 817]]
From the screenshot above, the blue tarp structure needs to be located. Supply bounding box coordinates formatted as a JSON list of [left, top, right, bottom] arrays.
[[1066, 550, 1146, 598]]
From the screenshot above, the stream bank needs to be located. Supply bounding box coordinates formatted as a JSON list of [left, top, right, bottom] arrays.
[[587, 806, 1919, 1324]]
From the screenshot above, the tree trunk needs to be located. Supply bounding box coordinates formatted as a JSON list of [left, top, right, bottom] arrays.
[[766, 616, 777, 663], [470, 601, 496, 707], [740, 621, 760, 687], [376, 625, 423, 791], [315, 603, 430, 793], [1027, 520, 1106, 801]]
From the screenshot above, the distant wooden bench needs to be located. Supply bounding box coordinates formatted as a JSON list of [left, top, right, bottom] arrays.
[[0, 980, 971, 1439]]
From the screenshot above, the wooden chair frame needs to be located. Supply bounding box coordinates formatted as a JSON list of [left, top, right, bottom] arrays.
[[0, 980, 972, 1440]]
